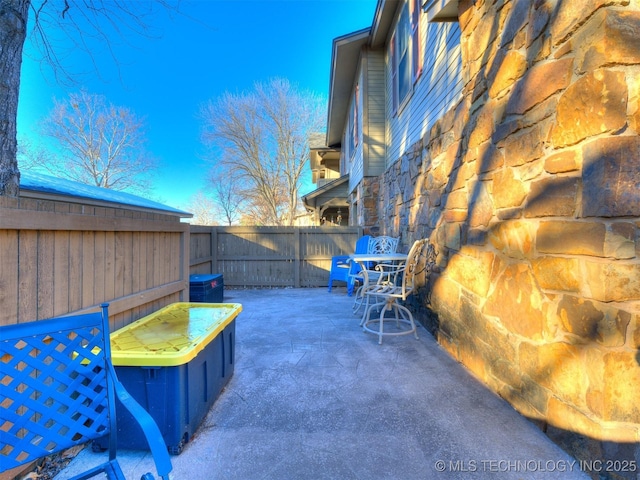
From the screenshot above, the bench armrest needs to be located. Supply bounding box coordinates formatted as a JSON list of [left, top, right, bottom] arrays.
[[107, 361, 173, 480]]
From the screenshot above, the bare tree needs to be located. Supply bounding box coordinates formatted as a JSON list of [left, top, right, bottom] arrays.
[[0, 1, 29, 196], [209, 173, 243, 226], [200, 78, 325, 226], [27, 1, 176, 84], [17, 135, 54, 171], [186, 191, 218, 226], [40, 91, 156, 192], [0, 0, 180, 196]]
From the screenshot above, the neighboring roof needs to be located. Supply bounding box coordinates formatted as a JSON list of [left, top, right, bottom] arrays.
[[308, 132, 327, 149], [20, 171, 192, 217], [302, 175, 349, 210], [309, 137, 340, 174]]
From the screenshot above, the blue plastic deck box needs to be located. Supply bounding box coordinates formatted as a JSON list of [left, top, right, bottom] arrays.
[[94, 302, 241, 454], [189, 274, 224, 303]]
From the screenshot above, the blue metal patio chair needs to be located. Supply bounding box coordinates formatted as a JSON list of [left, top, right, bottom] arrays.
[[0, 304, 173, 480], [328, 235, 371, 295]]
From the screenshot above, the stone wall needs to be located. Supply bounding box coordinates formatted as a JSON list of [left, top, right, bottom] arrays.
[[372, 0, 640, 472]]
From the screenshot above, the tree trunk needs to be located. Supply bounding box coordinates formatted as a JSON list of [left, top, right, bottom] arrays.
[[0, 0, 29, 197]]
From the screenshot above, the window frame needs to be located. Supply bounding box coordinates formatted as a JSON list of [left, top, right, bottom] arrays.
[[348, 82, 360, 159], [391, 0, 422, 115]]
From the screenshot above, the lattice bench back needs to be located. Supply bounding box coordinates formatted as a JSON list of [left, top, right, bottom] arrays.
[[1, 306, 113, 471]]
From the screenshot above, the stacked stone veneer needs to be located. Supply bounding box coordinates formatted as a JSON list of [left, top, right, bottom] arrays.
[[363, 0, 640, 467]]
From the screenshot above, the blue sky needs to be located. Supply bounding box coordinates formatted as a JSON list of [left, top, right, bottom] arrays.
[[18, 0, 377, 211]]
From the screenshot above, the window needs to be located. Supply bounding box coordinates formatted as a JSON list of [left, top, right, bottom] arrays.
[[397, 4, 411, 105], [411, 0, 423, 79], [392, 0, 422, 113], [348, 83, 360, 158]]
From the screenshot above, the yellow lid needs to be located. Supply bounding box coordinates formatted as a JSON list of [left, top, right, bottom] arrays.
[[110, 302, 242, 367]]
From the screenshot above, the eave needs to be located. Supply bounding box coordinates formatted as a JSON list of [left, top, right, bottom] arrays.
[[326, 29, 370, 148], [326, 1, 401, 148], [422, 0, 459, 22], [302, 175, 349, 209]]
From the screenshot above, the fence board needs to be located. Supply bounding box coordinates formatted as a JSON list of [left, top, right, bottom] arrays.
[[37, 231, 54, 320], [131, 232, 142, 293], [82, 231, 95, 309], [104, 231, 116, 308], [114, 231, 126, 302], [94, 231, 107, 312], [53, 231, 69, 317], [18, 231, 37, 323], [145, 233, 154, 290], [0, 230, 19, 326], [69, 231, 83, 312]]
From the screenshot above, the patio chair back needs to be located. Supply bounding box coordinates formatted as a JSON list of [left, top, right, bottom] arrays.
[[0, 305, 172, 480], [367, 236, 399, 255], [350, 235, 400, 310], [399, 239, 436, 299], [361, 239, 437, 344]]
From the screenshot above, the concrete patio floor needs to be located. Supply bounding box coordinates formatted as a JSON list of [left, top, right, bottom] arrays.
[[55, 287, 588, 480]]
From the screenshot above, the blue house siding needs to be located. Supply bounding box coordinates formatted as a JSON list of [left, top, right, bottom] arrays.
[[326, 0, 462, 226], [347, 49, 387, 194], [347, 66, 365, 194], [386, 19, 462, 168], [364, 49, 386, 178]]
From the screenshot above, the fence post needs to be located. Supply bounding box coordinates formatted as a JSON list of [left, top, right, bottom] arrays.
[[181, 226, 189, 301], [211, 227, 218, 274], [294, 228, 301, 288]]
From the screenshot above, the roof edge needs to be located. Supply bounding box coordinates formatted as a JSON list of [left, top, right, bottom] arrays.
[[20, 171, 192, 218], [326, 28, 371, 147], [302, 175, 349, 203]]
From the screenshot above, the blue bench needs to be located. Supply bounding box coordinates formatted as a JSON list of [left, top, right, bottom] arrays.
[[0, 304, 172, 480]]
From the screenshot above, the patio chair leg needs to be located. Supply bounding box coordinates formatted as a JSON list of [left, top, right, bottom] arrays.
[[378, 304, 391, 345], [362, 299, 419, 344], [353, 285, 367, 315], [353, 287, 361, 313], [361, 301, 372, 327], [360, 297, 380, 326], [347, 278, 355, 296], [392, 303, 401, 328], [397, 303, 419, 340]]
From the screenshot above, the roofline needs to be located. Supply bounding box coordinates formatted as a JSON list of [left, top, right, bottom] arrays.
[[326, 28, 371, 147], [326, 1, 401, 147], [20, 188, 193, 218], [370, 0, 401, 47], [302, 175, 349, 203], [19, 171, 192, 218]]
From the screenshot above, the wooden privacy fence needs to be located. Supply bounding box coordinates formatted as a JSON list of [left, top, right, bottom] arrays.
[[1, 193, 360, 332], [0, 196, 189, 330], [190, 226, 362, 287]]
